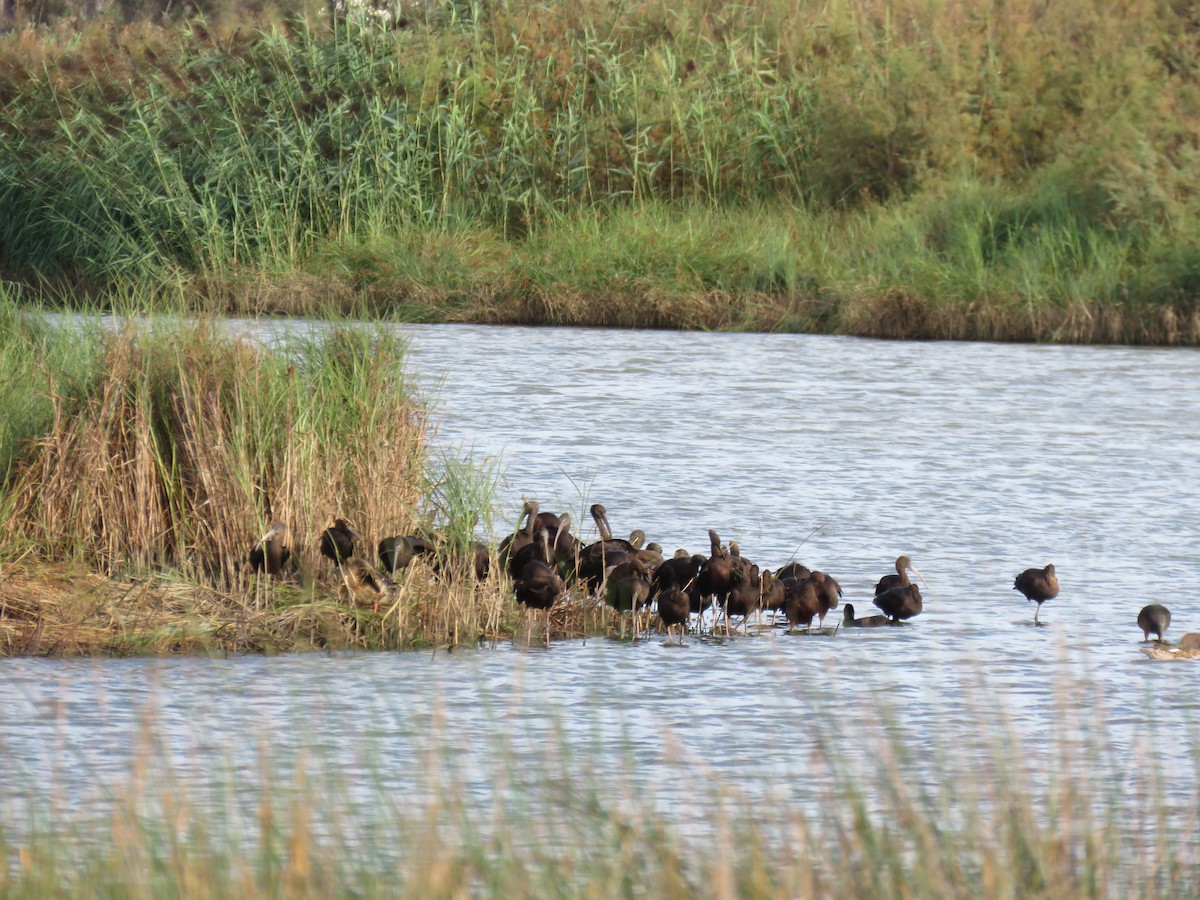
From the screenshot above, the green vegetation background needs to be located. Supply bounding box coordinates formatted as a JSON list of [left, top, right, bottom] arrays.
[[2, 0, 1199, 341]]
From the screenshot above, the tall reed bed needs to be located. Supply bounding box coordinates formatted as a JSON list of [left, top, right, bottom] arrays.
[[0, 0, 1197, 340], [0, 666, 1195, 897], [0, 305, 561, 653]]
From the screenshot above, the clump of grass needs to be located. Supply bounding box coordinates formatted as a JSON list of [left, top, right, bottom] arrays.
[[1, 316, 428, 582], [0, 309, 620, 653]]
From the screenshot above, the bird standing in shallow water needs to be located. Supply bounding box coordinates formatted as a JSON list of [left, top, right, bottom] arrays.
[[657, 584, 691, 645], [873, 583, 923, 622], [875, 555, 925, 595], [1013, 564, 1059, 625], [873, 555, 925, 622], [1138, 604, 1171, 642]]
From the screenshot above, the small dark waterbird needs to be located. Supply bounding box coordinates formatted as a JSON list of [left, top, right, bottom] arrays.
[[843, 603, 892, 628], [248, 521, 290, 575], [1138, 604, 1171, 642], [1013, 563, 1059, 624]]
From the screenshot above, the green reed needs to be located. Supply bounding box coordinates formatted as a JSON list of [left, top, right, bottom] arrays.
[[0, 0, 1196, 340]]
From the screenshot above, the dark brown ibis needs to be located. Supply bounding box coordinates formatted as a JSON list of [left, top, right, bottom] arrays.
[[657, 588, 696, 643], [774, 562, 812, 583], [497, 500, 540, 565], [320, 516, 360, 567], [605, 556, 652, 639], [1138, 604, 1171, 642], [657, 584, 691, 644], [248, 521, 290, 575], [577, 504, 637, 593], [1013, 564, 1059, 624], [873, 583, 923, 622], [875, 555, 925, 595], [759, 569, 787, 615], [651, 552, 707, 618], [378, 533, 435, 573], [513, 529, 565, 611], [808, 571, 842, 628], [783, 575, 821, 634], [697, 529, 745, 613]]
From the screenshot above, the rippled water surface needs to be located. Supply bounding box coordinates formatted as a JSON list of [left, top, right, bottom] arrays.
[[4, 325, 1200, 839]]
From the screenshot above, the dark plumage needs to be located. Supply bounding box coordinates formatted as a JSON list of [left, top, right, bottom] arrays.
[[875, 555, 924, 595], [759, 569, 786, 615], [774, 562, 811, 583], [873, 583, 923, 622], [807, 571, 842, 627], [320, 516, 359, 567], [577, 504, 639, 592], [378, 533, 435, 573], [1013, 563, 1059, 624], [723, 564, 765, 631], [1138, 604, 1171, 642], [514, 529, 564, 610], [843, 603, 892, 628], [497, 500, 540, 566], [657, 584, 691, 644], [783, 575, 821, 633], [697, 529, 745, 611], [249, 521, 290, 575]]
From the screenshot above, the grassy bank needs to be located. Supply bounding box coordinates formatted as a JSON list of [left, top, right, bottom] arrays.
[[0, 304, 615, 654], [1, 0, 1199, 342], [0, 672, 1195, 898]]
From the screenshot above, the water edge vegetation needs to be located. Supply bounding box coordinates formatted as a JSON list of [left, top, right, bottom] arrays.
[[1, 0, 1199, 342], [1, 663, 1197, 898], [0, 301, 614, 654]]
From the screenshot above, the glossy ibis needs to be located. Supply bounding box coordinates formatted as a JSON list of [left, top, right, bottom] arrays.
[[320, 516, 359, 567], [873, 583, 923, 622], [875, 555, 925, 595], [514, 529, 564, 611], [1013, 564, 1059, 624], [808, 571, 842, 628], [1138, 604, 1171, 642], [249, 521, 290, 575], [783, 575, 821, 633], [657, 584, 691, 644]]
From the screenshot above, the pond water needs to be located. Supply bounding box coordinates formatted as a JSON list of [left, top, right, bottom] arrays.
[[3, 325, 1200, 850]]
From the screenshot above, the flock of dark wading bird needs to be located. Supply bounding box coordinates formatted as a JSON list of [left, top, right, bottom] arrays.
[[249, 501, 1191, 655]]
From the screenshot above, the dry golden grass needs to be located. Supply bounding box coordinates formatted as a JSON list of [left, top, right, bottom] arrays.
[[0, 317, 635, 654], [0, 558, 627, 656]]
